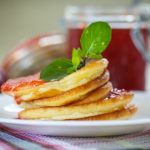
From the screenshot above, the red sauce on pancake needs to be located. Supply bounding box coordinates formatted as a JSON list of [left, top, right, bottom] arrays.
[[1, 73, 45, 92]]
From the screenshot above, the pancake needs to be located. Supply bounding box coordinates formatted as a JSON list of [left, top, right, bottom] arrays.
[[20, 81, 112, 108], [71, 81, 112, 105], [2, 59, 108, 102], [20, 71, 109, 107], [19, 90, 133, 120], [72, 105, 137, 120]]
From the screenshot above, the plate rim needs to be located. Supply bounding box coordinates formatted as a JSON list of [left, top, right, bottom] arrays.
[[0, 118, 150, 127]]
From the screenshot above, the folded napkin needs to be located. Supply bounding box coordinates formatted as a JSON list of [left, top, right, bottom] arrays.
[[0, 125, 149, 150]]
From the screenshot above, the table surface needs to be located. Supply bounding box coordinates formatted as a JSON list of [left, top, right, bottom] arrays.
[[0, 125, 150, 150]]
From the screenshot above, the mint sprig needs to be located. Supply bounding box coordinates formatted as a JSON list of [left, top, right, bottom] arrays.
[[72, 48, 82, 70], [40, 58, 74, 81], [40, 21, 112, 81]]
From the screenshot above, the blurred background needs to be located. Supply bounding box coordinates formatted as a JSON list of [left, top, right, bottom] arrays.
[[0, 0, 150, 91], [1, 0, 149, 61]]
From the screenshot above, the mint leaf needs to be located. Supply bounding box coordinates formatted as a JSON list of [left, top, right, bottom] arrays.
[[80, 21, 111, 58], [72, 48, 82, 70], [40, 58, 74, 81], [40, 21, 112, 81], [67, 67, 75, 74]]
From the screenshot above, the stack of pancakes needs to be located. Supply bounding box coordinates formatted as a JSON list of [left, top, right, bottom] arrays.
[[1, 58, 137, 120]]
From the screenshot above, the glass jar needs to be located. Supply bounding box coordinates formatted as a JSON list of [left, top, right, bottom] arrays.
[[64, 6, 149, 91]]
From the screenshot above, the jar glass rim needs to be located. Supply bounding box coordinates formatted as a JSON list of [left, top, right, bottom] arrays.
[[64, 5, 141, 23]]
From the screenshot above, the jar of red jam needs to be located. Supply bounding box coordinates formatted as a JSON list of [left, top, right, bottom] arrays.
[[64, 6, 149, 91]]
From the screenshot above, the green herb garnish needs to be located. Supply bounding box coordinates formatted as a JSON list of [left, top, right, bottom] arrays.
[[40, 58, 74, 81], [40, 21, 112, 81]]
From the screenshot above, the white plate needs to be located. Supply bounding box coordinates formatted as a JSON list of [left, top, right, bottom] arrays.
[[0, 92, 150, 137]]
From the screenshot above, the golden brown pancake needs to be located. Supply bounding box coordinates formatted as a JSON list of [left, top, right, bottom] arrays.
[[20, 71, 109, 107], [71, 81, 112, 105], [2, 59, 108, 102], [75, 105, 137, 120], [19, 90, 133, 120], [20, 81, 112, 109]]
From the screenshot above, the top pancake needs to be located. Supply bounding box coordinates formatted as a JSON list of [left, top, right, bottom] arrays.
[[1, 59, 108, 101]]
